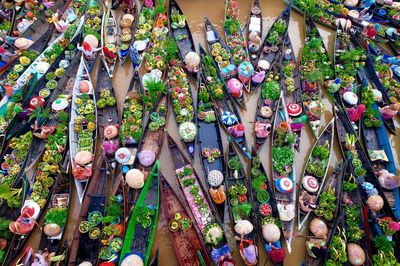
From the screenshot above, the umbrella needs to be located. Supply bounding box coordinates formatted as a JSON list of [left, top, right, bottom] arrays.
[[221, 111, 237, 126]]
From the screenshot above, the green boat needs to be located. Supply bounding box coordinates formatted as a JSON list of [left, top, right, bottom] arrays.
[[119, 161, 160, 266]]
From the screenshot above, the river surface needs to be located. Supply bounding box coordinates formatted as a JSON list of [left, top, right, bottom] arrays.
[[23, 0, 400, 265]]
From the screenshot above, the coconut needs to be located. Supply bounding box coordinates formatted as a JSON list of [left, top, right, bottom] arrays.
[[367, 194, 384, 212], [126, 168, 144, 189], [74, 151, 93, 165], [347, 243, 365, 265], [262, 223, 280, 243], [234, 220, 254, 235], [44, 223, 62, 237], [121, 254, 143, 266], [309, 218, 328, 239]]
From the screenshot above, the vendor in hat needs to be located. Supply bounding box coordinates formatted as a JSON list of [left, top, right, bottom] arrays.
[[286, 103, 307, 132], [78, 35, 102, 61], [228, 123, 245, 138], [342, 91, 365, 122]]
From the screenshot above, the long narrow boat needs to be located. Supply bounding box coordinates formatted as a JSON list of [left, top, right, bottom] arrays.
[[69, 55, 98, 203], [281, 33, 305, 151], [203, 17, 246, 110], [254, 61, 280, 151], [101, 3, 118, 77], [168, 61, 196, 158], [348, 29, 397, 135], [2, 34, 81, 145], [68, 159, 108, 265], [224, 0, 252, 93], [24, 52, 81, 169], [303, 161, 345, 265], [96, 59, 119, 172], [196, 78, 226, 221], [117, 0, 136, 65], [119, 161, 160, 266], [271, 93, 296, 253], [247, 0, 263, 65], [226, 141, 258, 265], [117, 71, 144, 172], [167, 134, 235, 265], [333, 24, 367, 137], [299, 13, 334, 138], [298, 119, 335, 230], [169, 0, 197, 74], [121, 93, 168, 214], [37, 164, 71, 257], [160, 175, 212, 265], [249, 149, 285, 265], [200, 45, 251, 159], [129, 0, 155, 69], [97, 175, 126, 264], [3, 104, 70, 265], [360, 78, 400, 220], [253, 5, 290, 86], [334, 104, 400, 260], [0, 131, 32, 266], [81, 0, 103, 72]]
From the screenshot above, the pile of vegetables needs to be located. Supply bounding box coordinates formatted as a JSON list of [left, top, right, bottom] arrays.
[[74, 92, 96, 152], [96, 89, 116, 109], [168, 62, 195, 124], [83, 3, 102, 41], [0, 218, 12, 263], [145, 11, 169, 71], [361, 81, 382, 128], [272, 122, 296, 176], [373, 57, 400, 103], [265, 19, 287, 46], [197, 83, 217, 123], [305, 142, 330, 178], [261, 72, 281, 101], [170, 9, 187, 29], [292, 0, 336, 28], [224, 0, 248, 65], [200, 55, 225, 100], [120, 97, 143, 145], [134, 6, 155, 41]]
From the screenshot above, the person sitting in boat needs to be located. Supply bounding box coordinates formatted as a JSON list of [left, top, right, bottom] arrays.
[[0, 46, 16, 67], [78, 35, 102, 62], [228, 123, 245, 139], [286, 103, 307, 132], [248, 31, 261, 54], [380, 103, 400, 120], [239, 238, 257, 266], [103, 45, 117, 64]]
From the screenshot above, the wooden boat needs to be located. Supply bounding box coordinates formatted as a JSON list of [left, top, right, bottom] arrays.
[[96, 59, 119, 171], [196, 78, 226, 221], [2, 111, 69, 265], [97, 174, 126, 264], [167, 134, 235, 265], [169, 0, 197, 73], [334, 104, 400, 260], [284, 0, 336, 29], [254, 61, 280, 151], [225, 141, 258, 265], [304, 161, 346, 266], [271, 93, 296, 253], [117, 71, 144, 171], [203, 17, 246, 110], [340, 157, 373, 265], [298, 119, 335, 230], [119, 161, 160, 266], [82, 0, 103, 72], [3, 35, 81, 145], [299, 13, 333, 139], [68, 159, 108, 265], [129, 0, 155, 69], [101, 3, 118, 77], [333, 24, 367, 137], [224, 0, 252, 93], [160, 175, 212, 266], [360, 78, 400, 220], [121, 93, 168, 213], [37, 166, 71, 256], [247, 0, 263, 65], [348, 29, 397, 135], [254, 4, 290, 83], [168, 61, 196, 158], [144, 5, 169, 74], [250, 149, 285, 265], [69, 55, 98, 203], [117, 0, 136, 65], [200, 45, 251, 159], [280, 33, 304, 151]]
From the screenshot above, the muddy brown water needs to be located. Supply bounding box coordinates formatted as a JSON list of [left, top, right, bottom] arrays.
[[20, 0, 400, 265]]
